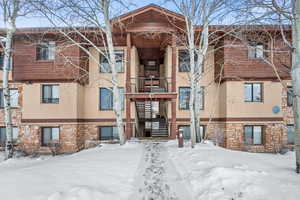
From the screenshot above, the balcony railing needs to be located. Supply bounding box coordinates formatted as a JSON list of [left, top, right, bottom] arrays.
[[130, 77, 171, 93]]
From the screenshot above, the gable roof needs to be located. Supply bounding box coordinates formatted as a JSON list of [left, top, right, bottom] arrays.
[[112, 4, 185, 23]]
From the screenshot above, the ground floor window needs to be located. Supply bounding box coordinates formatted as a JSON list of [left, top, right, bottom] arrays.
[[287, 124, 294, 144], [99, 126, 119, 140], [244, 125, 263, 145], [0, 127, 19, 145], [41, 127, 60, 146], [178, 125, 205, 141]]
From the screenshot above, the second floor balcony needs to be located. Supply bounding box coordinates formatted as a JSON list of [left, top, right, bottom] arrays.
[[130, 77, 172, 93], [127, 77, 177, 101]]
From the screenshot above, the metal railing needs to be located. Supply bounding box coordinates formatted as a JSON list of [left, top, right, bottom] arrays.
[[130, 77, 171, 93]]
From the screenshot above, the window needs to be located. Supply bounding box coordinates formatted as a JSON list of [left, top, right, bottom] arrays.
[[42, 85, 59, 104], [244, 83, 262, 102], [178, 125, 205, 141], [41, 127, 59, 146], [178, 125, 190, 140], [0, 52, 3, 69], [99, 126, 119, 140], [244, 125, 263, 145], [99, 88, 124, 110], [287, 87, 293, 107], [287, 125, 294, 144], [248, 42, 264, 58], [0, 88, 19, 108], [196, 87, 204, 110], [37, 41, 56, 60], [178, 50, 199, 72], [0, 52, 12, 70], [0, 127, 19, 145], [179, 87, 190, 109], [100, 50, 124, 73]]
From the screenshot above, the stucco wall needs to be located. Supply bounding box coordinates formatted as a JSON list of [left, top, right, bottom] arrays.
[[81, 47, 127, 119], [225, 81, 283, 118], [22, 82, 80, 119]]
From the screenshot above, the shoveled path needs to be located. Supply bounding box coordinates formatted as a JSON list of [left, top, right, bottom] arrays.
[[129, 142, 194, 200]]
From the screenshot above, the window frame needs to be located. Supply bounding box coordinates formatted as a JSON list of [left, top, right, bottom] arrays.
[[179, 87, 191, 110], [99, 126, 119, 141], [0, 126, 20, 146], [178, 49, 202, 73], [244, 125, 264, 145], [99, 50, 124, 73], [41, 127, 60, 147], [244, 83, 263, 102], [41, 84, 60, 104], [287, 124, 295, 145], [287, 87, 293, 107], [178, 125, 205, 141], [0, 51, 4, 69], [0, 88, 19, 108], [99, 87, 124, 111], [248, 41, 265, 59], [36, 41, 56, 61]]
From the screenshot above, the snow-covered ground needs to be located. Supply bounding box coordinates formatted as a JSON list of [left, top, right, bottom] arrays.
[[0, 141, 299, 200], [167, 141, 300, 200], [0, 143, 143, 200]]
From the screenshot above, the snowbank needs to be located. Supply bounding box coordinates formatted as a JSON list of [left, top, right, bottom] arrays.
[[167, 141, 300, 200], [0, 143, 143, 200]]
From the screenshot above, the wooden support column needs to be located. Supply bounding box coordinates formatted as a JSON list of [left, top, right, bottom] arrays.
[[125, 32, 132, 138], [171, 34, 177, 139]]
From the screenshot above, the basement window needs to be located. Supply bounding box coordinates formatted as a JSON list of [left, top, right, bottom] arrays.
[[42, 85, 59, 104], [0, 127, 19, 145], [99, 126, 119, 140], [36, 41, 56, 60], [287, 125, 294, 144], [244, 125, 263, 145], [0, 88, 19, 108], [41, 127, 60, 146], [99, 50, 124, 73], [178, 125, 205, 142]]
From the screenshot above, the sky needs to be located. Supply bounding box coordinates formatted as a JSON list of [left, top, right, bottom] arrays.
[[0, 0, 176, 28]]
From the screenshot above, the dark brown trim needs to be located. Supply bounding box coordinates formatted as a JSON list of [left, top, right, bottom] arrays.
[[176, 117, 284, 122], [21, 118, 135, 123]]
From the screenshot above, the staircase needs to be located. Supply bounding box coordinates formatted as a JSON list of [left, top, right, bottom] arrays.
[[135, 101, 152, 119], [151, 118, 168, 137]]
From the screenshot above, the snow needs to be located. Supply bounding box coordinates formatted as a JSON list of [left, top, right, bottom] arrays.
[[0, 143, 143, 200], [0, 141, 299, 200], [167, 140, 300, 200]]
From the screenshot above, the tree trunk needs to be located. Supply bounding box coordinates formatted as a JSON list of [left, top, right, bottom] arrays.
[[3, 20, 15, 159], [102, 0, 126, 145], [292, 0, 300, 173]]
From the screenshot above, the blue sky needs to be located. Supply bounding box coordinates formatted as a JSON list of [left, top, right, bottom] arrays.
[[0, 0, 176, 28]]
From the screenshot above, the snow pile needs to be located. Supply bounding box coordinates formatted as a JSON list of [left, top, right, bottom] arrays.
[[167, 141, 300, 200], [0, 143, 143, 200]]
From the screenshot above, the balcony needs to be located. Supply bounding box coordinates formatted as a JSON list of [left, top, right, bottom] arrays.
[[127, 77, 177, 100]]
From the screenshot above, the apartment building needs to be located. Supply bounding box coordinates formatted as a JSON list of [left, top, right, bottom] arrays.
[[0, 4, 294, 153]]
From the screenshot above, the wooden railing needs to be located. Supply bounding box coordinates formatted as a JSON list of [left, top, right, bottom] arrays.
[[130, 77, 171, 93]]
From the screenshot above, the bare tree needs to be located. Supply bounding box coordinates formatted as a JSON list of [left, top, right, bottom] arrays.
[[0, 0, 32, 159], [169, 0, 227, 147], [231, 0, 300, 173], [31, 0, 132, 145]]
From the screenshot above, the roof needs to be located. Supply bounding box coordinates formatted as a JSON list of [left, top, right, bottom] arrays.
[[111, 4, 185, 23]]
